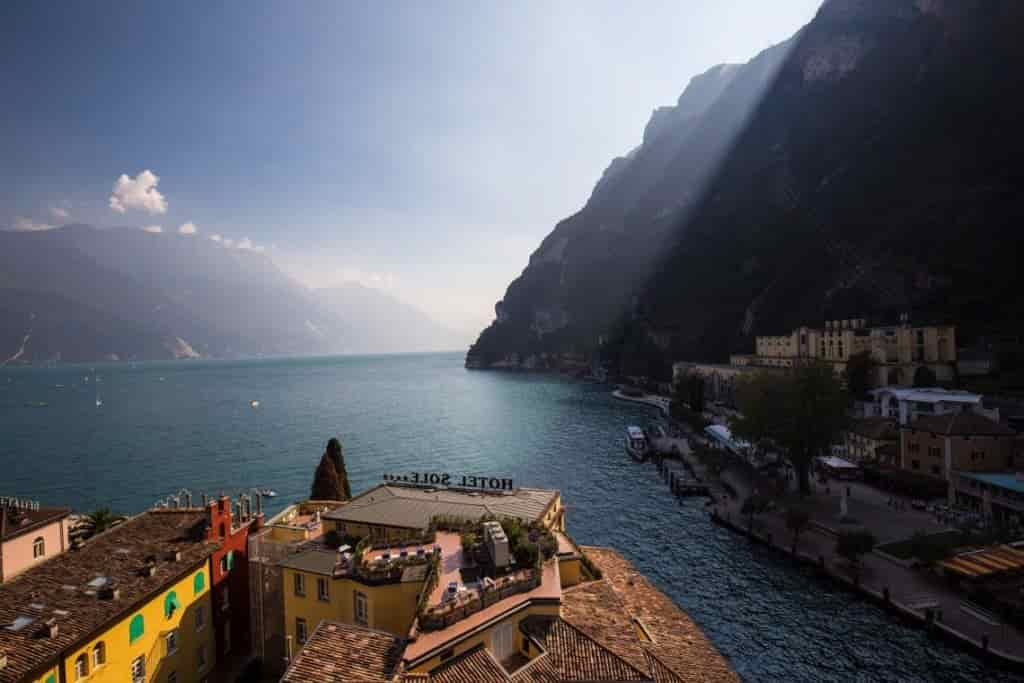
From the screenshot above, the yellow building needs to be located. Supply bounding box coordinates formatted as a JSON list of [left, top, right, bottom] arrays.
[[280, 546, 739, 683], [739, 318, 956, 387], [0, 510, 218, 683], [900, 412, 1018, 480]]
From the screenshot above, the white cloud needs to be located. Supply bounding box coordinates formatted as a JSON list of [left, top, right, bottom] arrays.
[[235, 237, 265, 253], [209, 233, 222, 243], [11, 216, 54, 232], [109, 170, 168, 214], [141, 225, 163, 234], [49, 206, 70, 220], [222, 238, 235, 248], [178, 221, 197, 235]]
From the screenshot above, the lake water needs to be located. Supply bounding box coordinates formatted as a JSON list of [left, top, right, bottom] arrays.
[[0, 352, 1013, 681]]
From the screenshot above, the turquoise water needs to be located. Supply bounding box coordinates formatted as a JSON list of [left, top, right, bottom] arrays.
[[0, 353, 1013, 681]]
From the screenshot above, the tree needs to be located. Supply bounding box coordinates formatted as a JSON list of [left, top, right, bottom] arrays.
[[844, 351, 876, 401], [733, 363, 848, 495], [785, 507, 811, 555], [688, 374, 706, 414], [835, 529, 877, 580], [81, 507, 121, 538], [740, 495, 768, 534], [310, 452, 344, 500], [323, 437, 352, 500], [913, 365, 938, 388]]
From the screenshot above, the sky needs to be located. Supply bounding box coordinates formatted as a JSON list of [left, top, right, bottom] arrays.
[[1, 1, 821, 342]]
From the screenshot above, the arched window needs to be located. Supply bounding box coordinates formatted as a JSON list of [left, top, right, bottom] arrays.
[[193, 570, 205, 595], [164, 590, 182, 619], [92, 641, 106, 668], [129, 614, 145, 644], [33, 537, 45, 558], [74, 653, 88, 680]]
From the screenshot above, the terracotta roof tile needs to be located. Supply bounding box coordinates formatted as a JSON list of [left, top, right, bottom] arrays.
[[0, 510, 216, 683], [282, 621, 403, 683], [0, 505, 70, 542]]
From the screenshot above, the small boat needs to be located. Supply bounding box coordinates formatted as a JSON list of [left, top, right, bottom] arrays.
[[250, 400, 260, 408], [625, 425, 649, 462], [257, 488, 277, 498]]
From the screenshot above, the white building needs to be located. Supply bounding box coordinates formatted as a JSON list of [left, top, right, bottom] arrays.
[[865, 386, 998, 426]]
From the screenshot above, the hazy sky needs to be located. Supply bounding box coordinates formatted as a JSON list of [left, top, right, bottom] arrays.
[[2, 1, 821, 341]]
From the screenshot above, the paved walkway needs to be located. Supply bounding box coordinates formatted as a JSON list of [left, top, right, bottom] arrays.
[[712, 472, 1024, 663]]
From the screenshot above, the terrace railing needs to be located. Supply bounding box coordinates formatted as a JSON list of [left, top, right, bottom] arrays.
[[418, 570, 541, 631]]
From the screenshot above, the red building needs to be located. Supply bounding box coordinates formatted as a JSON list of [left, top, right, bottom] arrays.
[[203, 493, 263, 674]]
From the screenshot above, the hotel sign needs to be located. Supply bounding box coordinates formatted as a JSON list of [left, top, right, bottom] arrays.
[[383, 472, 514, 491]]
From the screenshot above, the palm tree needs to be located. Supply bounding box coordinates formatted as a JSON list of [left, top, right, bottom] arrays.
[[82, 507, 121, 538]]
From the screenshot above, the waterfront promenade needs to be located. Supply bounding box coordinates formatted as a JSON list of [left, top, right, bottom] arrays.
[[611, 388, 671, 416], [709, 468, 1024, 667]]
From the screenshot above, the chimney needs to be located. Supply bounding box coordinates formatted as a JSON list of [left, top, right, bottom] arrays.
[[42, 619, 58, 639], [168, 550, 183, 562], [99, 586, 120, 600]]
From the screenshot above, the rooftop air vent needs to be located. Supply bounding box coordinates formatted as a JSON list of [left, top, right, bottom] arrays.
[[40, 619, 58, 639], [168, 550, 182, 562], [98, 586, 120, 601], [140, 565, 157, 578]]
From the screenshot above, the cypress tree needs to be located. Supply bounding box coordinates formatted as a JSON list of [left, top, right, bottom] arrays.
[[324, 437, 352, 500], [311, 452, 343, 501]]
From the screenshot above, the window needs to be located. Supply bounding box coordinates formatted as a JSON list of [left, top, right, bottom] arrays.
[[193, 571, 205, 595], [92, 642, 106, 668], [164, 590, 182, 619], [911, 459, 920, 470], [226, 550, 234, 571], [224, 620, 232, 655], [354, 591, 368, 626], [221, 585, 230, 611], [74, 654, 88, 680], [197, 645, 207, 672], [317, 577, 329, 602], [928, 447, 941, 459], [293, 572, 306, 597], [129, 614, 145, 644], [131, 656, 145, 683], [296, 617, 308, 644], [33, 537, 45, 558], [166, 629, 178, 656], [168, 672, 178, 683], [195, 605, 206, 631], [931, 465, 940, 475]]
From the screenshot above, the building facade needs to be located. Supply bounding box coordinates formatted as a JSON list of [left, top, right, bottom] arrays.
[[0, 502, 70, 583], [843, 418, 898, 465], [900, 413, 1018, 480], [949, 471, 1024, 523], [868, 387, 998, 426], [734, 318, 956, 386]]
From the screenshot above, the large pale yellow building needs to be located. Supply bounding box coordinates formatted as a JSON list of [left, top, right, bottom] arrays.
[[733, 317, 956, 386], [275, 482, 738, 682], [0, 511, 219, 683]]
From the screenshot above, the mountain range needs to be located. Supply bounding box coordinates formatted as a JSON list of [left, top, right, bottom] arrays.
[[468, 0, 1024, 374], [0, 225, 460, 363]]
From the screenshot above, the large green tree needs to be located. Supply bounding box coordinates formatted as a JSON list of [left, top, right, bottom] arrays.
[[844, 351, 876, 401], [733, 363, 848, 495]]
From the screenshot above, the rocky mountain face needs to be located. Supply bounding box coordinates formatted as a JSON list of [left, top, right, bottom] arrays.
[[0, 225, 452, 362], [468, 0, 1024, 373]]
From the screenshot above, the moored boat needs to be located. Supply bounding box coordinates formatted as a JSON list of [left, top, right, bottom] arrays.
[[625, 425, 649, 462]]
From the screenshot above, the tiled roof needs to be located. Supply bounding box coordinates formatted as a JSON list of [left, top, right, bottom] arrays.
[[846, 418, 897, 441], [0, 510, 217, 683], [558, 580, 650, 676], [324, 485, 558, 530], [906, 413, 1016, 437], [582, 547, 739, 683], [523, 617, 649, 681], [282, 621, 403, 683], [0, 505, 70, 542]]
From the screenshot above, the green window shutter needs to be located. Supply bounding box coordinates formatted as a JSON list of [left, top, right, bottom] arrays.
[[164, 590, 182, 618], [194, 570, 205, 594], [226, 550, 234, 571], [45, 675, 56, 683], [129, 614, 145, 643]]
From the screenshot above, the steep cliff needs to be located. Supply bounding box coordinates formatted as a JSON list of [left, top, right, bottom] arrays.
[[469, 0, 1024, 370]]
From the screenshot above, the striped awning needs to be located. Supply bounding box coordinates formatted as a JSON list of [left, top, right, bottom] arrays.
[[940, 545, 1024, 578]]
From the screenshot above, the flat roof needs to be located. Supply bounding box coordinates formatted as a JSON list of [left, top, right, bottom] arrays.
[[282, 621, 402, 683], [0, 510, 218, 683], [324, 484, 559, 531], [872, 387, 983, 404], [959, 471, 1024, 494]]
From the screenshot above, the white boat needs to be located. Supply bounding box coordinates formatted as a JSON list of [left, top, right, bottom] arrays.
[[257, 488, 277, 498], [625, 426, 649, 462], [250, 399, 260, 408]]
